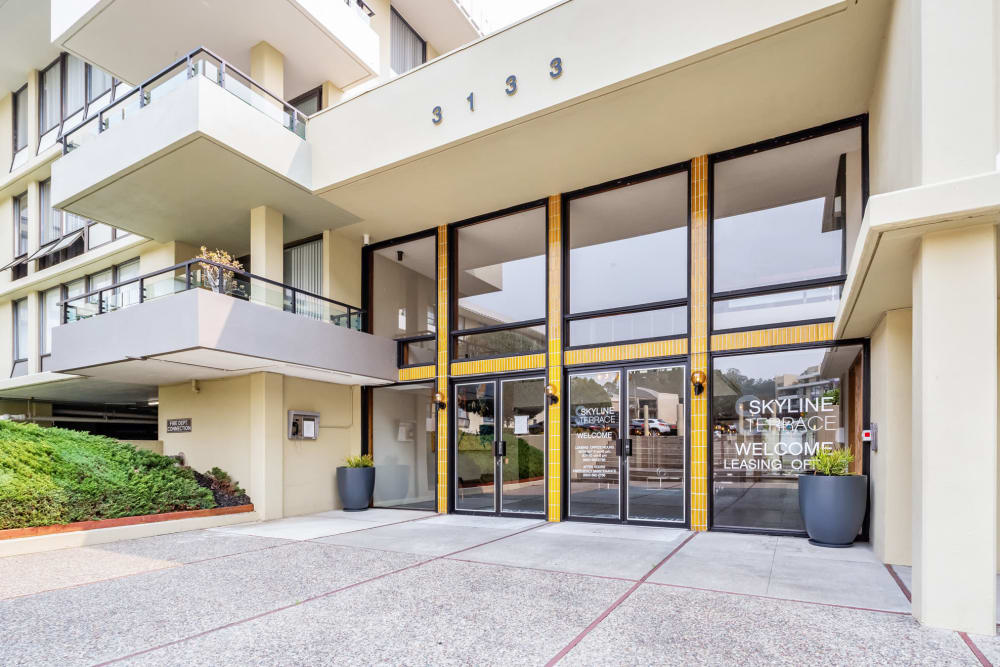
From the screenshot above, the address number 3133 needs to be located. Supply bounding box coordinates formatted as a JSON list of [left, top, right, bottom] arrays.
[[432, 57, 563, 125]]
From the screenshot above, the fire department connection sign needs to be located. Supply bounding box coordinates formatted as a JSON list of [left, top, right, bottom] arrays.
[[166, 418, 192, 433]]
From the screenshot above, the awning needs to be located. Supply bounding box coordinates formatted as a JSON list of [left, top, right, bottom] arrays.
[[24, 229, 85, 262], [0, 254, 28, 271]]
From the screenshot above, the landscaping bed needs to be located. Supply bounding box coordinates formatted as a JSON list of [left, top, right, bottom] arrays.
[[0, 421, 251, 531]]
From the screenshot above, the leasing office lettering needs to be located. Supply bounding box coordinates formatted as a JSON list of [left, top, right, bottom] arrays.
[[722, 395, 838, 472]]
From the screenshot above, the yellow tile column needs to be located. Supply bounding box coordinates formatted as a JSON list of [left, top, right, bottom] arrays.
[[435, 226, 450, 513], [546, 196, 563, 522], [690, 156, 709, 531]]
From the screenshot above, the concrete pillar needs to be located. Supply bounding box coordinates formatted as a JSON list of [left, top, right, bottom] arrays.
[[912, 224, 998, 634], [250, 41, 285, 99], [870, 308, 913, 566], [320, 81, 343, 109], [919, 0, 997, 184], [26, 70, 39, 158], [26, 291, 40, 375], [26, 180, 39, 272], [249, 372, 284, 520], [322, 229, 361, 307], [250, 205, 283, 307]]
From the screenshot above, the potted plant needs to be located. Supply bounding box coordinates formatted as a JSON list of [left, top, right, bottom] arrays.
[[798, 447, 867, 547], [336, 455, 375, 511]]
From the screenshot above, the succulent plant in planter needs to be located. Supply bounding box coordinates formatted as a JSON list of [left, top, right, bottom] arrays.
[[336, 455, 375, 512], [799, 447, 867, 548]]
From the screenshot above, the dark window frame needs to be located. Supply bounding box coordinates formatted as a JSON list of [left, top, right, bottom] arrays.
[[390, 7, 427, 75], [12, 83, 28, 155], [61, 53, 86, 121], [85, 62, 113, 105], [362, 227, 439, 367], [708, 115, 869, 335], [38, 55, 62, 139], [561, 161, 692, 350], [288, 86, 322, 115], [12, 297, 28, 363], [448, 199, 549, 363]]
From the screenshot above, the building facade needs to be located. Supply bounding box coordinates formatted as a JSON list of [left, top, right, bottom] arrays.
[[1, 0, 998, 636]]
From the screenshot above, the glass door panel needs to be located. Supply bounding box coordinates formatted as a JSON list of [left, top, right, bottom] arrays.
[[455, 382, 496, 512], [568, 370, 621, 519], [626, 366, 686, 522], [499, 377, 546, 514]]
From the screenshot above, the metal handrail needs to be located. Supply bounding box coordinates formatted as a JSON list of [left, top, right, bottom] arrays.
[[60, 46, 308, 154], [58, 257, 363, 327], [349, 0, 376, 17]]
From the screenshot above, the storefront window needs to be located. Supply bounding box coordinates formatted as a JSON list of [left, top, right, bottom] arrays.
[[566, 170, 687, 346], [453, 206, 546, 360], [712, 344, 864, 532], [712, 125, 862, 329], [371, 383, 437, 510], [371, 234, 437, 343]]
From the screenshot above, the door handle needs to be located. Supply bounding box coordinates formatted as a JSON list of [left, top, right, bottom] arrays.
[[495, 440, 506, 457], [623, 438, 632, 457]]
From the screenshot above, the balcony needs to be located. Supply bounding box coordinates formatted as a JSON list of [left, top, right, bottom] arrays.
[[51, 48, 358, 251], [51, 0, 379, 92], [49, 258, 396, 387]]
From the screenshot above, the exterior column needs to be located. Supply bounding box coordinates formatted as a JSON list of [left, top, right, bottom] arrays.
[[249, 372, 284, 520], [435, 225, 449, 513], [689, 156, 709, 531], [322, 229, 361, 307], [546, 195, 562, 521], [321, 81, 343, 109], [912, 224, 997, 634], [870, 308, 913, 566], [249, 205, 283, 307], [26, 70, 39, 158], [250, 41, 285, 99], [26, 291, 40, 374]]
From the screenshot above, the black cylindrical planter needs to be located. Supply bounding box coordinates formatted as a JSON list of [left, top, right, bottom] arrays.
[[798, 474, 867, 547], [337, 467, 375, 512]]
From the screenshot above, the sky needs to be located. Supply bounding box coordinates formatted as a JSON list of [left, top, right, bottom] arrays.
[[465, 0, 559, 33]]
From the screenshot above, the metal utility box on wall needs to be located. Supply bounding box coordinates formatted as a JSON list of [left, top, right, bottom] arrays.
[[288, 410, 320, 440]]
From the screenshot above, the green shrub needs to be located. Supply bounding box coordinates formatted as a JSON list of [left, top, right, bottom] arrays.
[[345, 454, 374, 468], [0, 421, 215, 530], [808, 446, 854, 476]]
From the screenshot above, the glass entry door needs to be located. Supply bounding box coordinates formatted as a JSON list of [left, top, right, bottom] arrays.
[[454, 376, 546, 516], [567, 364, 686, 524]]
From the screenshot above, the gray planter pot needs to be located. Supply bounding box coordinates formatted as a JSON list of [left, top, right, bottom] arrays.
[[798, 473, 867, 547], [337, 466, 375, 512]]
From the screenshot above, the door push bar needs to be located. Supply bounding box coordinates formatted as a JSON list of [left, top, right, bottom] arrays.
[[494, 440, 507, 458], [615, 438, 633, 457]]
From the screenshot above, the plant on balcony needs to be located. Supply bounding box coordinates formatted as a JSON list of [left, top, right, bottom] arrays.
[[197, 246, 244, 295]]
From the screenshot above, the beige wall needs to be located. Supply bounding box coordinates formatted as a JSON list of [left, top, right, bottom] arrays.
[[322, 229, 362, 307], [869, 308, 912, 566], [282, 377, 360, 516], [159, 376, 254, 501], [159, 372, 361, 519]]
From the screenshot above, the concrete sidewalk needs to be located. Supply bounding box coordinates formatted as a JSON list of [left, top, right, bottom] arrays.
[[0, 510, 994, 665]]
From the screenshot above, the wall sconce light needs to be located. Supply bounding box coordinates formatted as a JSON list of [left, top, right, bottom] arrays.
[[545, 384, 559, 405], [690, 370, 707, 396], [432, 391, 447, 411]]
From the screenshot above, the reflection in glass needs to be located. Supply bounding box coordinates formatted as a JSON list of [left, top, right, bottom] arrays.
[[568, 172, 687, 313], [372, 383, 437, 510], [712, 345, 863, 531], [454, 325, 546, 360], [568, 371, 621, 519], [713, 285, 841, 331], [455, 207, 546, 329], [627, 366, 685, 522], [500, 378, 546, 514], [455, 382, 496, 512], [401, 338, 435, 366], [372, 235, 436, 339], [713, 127, 862, 293], [569, 306, 686, 347]]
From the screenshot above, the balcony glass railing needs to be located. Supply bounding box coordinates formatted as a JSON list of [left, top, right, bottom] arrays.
[[58, 258, 363, 331], [60, 47, 308, 154]]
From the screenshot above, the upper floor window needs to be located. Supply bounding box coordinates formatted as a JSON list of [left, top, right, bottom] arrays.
[[711, 122, 863, 332], [12, 85, 27, 153], [12, 298, 27, 363], [13, 192, 28, 257], [289, 88, 321, 116], [87, 64, 113, 104], [64, 55, 86, 119], [40, 180, 61, 245], [369, 232, 436, 365], [565, 168, 689, 347], [390, 8, 426, 75], [453, 205, 546, 360], [39, 58, 62, 135], [41, 286, 61, 356]]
